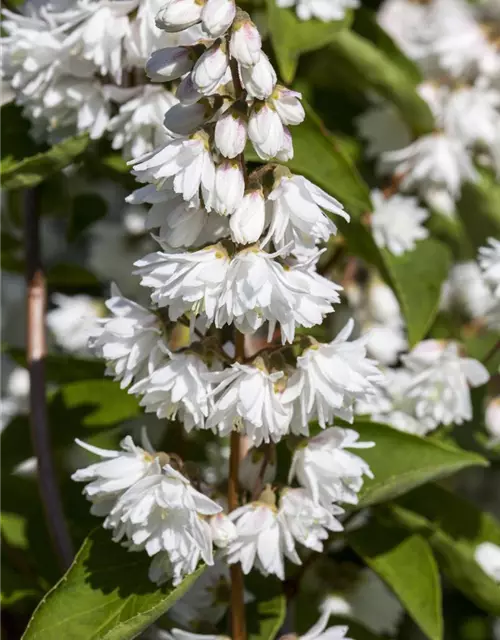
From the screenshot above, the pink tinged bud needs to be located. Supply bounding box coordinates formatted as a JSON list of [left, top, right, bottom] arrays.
[[201, 0, 236, 38], [215, 159, 245, 215], [156, 0, 205, 32], [230, 188, 266, 244], [272, 86, 305, 126], [239, 52, 277, 100], [248, 103, 285, 160], [215, 110, 247, 158], [145, 47, 194, 81], [191, 42, 229, 95], [176, 74, 203, 104], [276, 127, 294, 161], [163, 101, 210, 135], [230, 19, 262, 67]]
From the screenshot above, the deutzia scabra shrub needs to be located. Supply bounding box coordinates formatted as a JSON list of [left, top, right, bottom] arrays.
[[2, 0, 500, 638]]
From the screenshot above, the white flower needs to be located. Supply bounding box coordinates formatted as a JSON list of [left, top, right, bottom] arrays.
[[270, 86, 305, 126], [365, 279, 403, 326], [72, 432, 156, 515], [479, 238, 500, 297], [278, 488, 344, 555], [214, 109, 248, 158], [475, 542, 500, 583], [265, 174, 349, 251], [292, 319, 383, 430], [248, 103, 286, 160], [156, 0, 204, 32], [131, 133, 215, 204], [201, 0, 236, 37], [227, 501, 288, 578], [365, 324, 408, 367], [229, 14, 261, 67], [146, 46, 195, 81], [447, 262, 492, 319], [47, 293, 103, 354], [229, 188, 266, 244], [370, 190, 429, 256], [381, 133, 477, 200], [239, 52, 276, 100], [205, 363, 294, 444], [277, 0, 359, 22], [89, 285, 162, 388], [356, 102, 411, 162], [214, 159, 245, 215], [402, 340, 489, 427], [238, 446, 277, 491], [1, 366, 30, 429], [163, 101, 211, 136], [443, 85, 500, 150], [149, 629, 227, 640], [209, 512, 237, 548], [191, 41, 229, 95], [299, 608, 352, 640], [485, 397, 500, 445], [130, 350, 213, 431], [289, 427, 374, 506]]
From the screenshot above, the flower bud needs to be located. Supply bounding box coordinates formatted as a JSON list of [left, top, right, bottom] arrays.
[[201, 0, 236, 38], [486, 397, 500, 442], [156, 0, 205, 32], [238, 446, 276, 491], [271, 86, 305, 125], [176, 74, 203, 104], [215, 159, 245, 215], [276, 126, 294, 161], [191, 41, 229, 95], [209, 512, 237, 548], [163, 101, 211, 135], [230, 188, 266, 244], [215, 109, 247, 158], [248, 102, 285, 160], [145, 47, 194, 81], [367, 279, 402, 326], [230, 14, 261, 67], [239, 52, 276, 100]]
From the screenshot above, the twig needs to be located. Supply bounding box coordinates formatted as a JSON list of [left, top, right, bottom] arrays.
[[24, 188, 73, 572], [228, 330, 247, 640], [251, 444, 274, 501]]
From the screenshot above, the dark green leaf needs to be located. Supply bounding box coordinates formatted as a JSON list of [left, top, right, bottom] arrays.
[[23, 528, 207, 640], [352, 421, 488, 508], [389, 484, 500, 615], [350, 522, 442, 640], [1, 134, 89, 190], [1, 104, 40, 167], [47, 264, 101, 291], [5, 348, 105, 384], [246, 574, 286, 640], [457, 168, 500, 252], [67, 194, 108, 242], [266, 0, 351, 82]]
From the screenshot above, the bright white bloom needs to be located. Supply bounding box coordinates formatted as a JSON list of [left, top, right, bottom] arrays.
[[271, 86, 305, 126], [475, 542, 500, 583], [370, 190, 429, 256], [214, 160, 245, 215], [230, 188, 266, 244], [131, 133, 215, 204], [443, 85, 500, 151], [205, 363, 295, 444], [156, 0, 205, 32], [191, 42, 229, 95], [265, 174, 349, 250], [230, 14, 261, 67], [201, 0, 236, 37], [402, 340, 489, 427], [209, 512, 238, 548], [446, 262, 492, 319], [72, 432, 156, 515], [278, 488, 344, 555], [149, 629, 228, 640], [90, 284, 162, 388], [47, 293, 103, 354], [479, 238, 500, 297], [377, 0, 433, 61], [356, 103, 411, 161], [382, 133, 477, 201], [146, 46, 195, 82], [214, 110, 248, 158], [365, 279, 403, 326], [277, 0, 359, 22], [485, 397, 500, 445], [248, 103, 286, 160], [239, 52, 276, 99], [300, 608, 352, 640], [1, 366, 30, 430], [365, 325, 408, 367], [238, 445, 277, 491], [130, 350, 213, 431], [289, 427, 374, 506], [292, 319, 383, 430]]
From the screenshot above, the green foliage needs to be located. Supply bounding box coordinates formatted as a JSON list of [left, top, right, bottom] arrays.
[[22, 528, 207, 640], [350, 522, 443, 640], [67, 194, 108, 242], [246, 575, 287, 640], [457, 168, 500, 252], [47, 264, 102, 291], [352, 421, 487, 508]]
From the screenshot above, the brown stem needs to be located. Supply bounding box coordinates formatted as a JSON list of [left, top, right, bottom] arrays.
[[251, 444, 274, 501], [228, 330, 247, 640], [24, 188, 73, 572]]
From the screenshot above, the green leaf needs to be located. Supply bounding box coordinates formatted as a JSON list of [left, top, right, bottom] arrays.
[[1, 134, 89, 190], [350, 522, 442, 640], [266, 0, 351, 82], [5, 348, 105, 384], [352, 421, 488, 508], [325, 30, 434, 135], [47, 263, 101, 290], [379, 238, 452, 346], [247, 574, 286, 640], [67, 194, 108, 242], [23, 528, 207, 640], [389, 484, 500, 615], [1, 104, 40, 167], [457, 168, 500, 252]]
